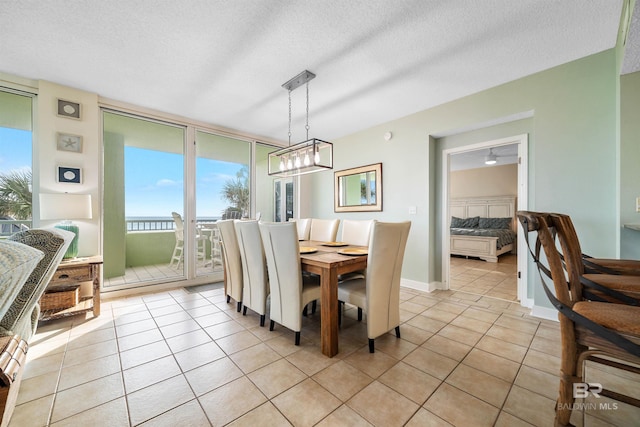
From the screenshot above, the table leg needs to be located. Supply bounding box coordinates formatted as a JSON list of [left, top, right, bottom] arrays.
[[320, 267, 339, 357], [92, 264, 101, 317]]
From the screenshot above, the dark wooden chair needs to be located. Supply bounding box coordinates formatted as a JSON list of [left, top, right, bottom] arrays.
[[582, 256, 640, 275], [539, 212, 640, 305], [517, 211, 640, 426]]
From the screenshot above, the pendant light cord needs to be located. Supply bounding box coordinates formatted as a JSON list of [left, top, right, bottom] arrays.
[[288, 89, 292, 147], [305, 82, 310, 140]]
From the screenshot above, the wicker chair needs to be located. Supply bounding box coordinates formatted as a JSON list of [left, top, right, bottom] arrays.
[[517, 211, 640, 426], [0, 228, 73, 427]]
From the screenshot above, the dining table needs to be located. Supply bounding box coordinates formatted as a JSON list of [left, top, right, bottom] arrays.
[[298, 240, 368, 358]]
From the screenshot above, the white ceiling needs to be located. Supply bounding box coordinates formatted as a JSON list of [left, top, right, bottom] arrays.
[[0, 1, 629, 143], [449, 143, 518, 171]]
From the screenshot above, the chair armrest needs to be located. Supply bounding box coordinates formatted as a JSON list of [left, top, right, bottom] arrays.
[[0, 335, 27, 387]]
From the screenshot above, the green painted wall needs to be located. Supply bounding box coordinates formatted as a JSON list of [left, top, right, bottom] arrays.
[[125, 231, 176, 267], [620, 71, 640, 259], [308, 49, 618, 310], [0, 91, 32, 131]]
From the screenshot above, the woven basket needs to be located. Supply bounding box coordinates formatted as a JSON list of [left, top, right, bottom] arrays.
[[40, 285, 79, 311]]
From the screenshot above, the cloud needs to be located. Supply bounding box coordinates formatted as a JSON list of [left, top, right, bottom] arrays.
[[200, 172, 235, 183], [156, 179, 179, 187]]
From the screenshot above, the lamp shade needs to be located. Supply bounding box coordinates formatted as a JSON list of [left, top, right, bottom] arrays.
[[40, 193, 92, 220], [40, 193, 92, 258]]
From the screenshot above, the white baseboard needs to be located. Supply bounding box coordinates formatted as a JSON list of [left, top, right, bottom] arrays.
[[530, 305, 558, 322], [400, 278, 431, 292], [521, 297, 534, 309], [428, 281, 443, 292]]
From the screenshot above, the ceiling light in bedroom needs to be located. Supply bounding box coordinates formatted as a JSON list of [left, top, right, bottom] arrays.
[[485, 149, 498, 165], [268, 70, 333, 177]]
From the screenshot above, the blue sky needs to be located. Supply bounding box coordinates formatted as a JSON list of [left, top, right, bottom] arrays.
[[124, 146, 245, 218], [0, 127, 32, 173], [0, 127, 245, 219]]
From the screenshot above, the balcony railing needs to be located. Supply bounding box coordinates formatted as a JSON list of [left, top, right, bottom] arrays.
[[0, 218, 221, 235], [126, 219, 174, 232], [126, 218, 221, 232], [0, 220, 31, 237]]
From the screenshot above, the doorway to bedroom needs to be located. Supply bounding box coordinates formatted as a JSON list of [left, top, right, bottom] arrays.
[[441, 134, 529, 306]]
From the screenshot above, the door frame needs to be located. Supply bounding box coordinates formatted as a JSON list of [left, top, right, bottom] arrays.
[[441, 133, 530, 306]]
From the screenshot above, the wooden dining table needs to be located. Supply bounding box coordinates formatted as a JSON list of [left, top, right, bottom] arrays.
[[298, 240, 368, 357]]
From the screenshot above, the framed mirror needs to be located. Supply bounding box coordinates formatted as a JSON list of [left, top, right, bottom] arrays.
[[334, 163, 382, 212]]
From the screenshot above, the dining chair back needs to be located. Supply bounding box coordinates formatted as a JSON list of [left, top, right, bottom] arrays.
[[338, 221, 411, 352], [289, 218, 311, 240], [217, 219, 243, 311], [309, 218, 340, 242], [235, 220, 268, 326], [259, 222, 321, 345], [517, 210, 640, 426], [340, 219, 375, 246]]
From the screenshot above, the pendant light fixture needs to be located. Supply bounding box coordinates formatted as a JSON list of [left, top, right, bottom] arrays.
[[268, 70, 333, 177]]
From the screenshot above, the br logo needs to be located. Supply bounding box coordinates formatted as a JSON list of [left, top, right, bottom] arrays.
[[573, 382, 602, 398]]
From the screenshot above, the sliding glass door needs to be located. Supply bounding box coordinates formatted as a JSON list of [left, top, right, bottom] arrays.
[[102, 111, 291, 290], [194, 131, 250, 277], [255, 142, 294, 222], [0, 90, 33, 235], [103, 111, 189, 289]]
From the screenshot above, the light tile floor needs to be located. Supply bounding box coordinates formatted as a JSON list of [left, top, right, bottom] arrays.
[[104, 262, 223, 288], [450, 254, 518, 301], [10, 285, 639, 426]]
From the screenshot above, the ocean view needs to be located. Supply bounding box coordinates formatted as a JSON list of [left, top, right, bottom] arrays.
[[126, 216, 221, 231]]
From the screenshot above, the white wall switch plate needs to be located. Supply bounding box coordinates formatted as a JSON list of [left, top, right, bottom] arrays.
[[409, 206, 417, 215]]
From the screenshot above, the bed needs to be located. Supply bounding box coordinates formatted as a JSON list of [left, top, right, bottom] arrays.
[[449, 196, 517, 262]]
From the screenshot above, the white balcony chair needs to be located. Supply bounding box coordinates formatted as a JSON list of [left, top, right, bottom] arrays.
[[235, 220, 269, 327], [338, 221, 411, 353], [169, 212, 206, 268], [259, 222, 321, 345], [207, 226, 223, 270]]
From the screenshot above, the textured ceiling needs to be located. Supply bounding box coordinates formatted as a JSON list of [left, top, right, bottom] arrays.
[[0, 1, 626, 143], [622, 1, 640, 74]]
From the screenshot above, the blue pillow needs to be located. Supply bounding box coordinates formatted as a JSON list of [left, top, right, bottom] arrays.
[[451, 216, 479, 228], [479, 217, 512, 229]]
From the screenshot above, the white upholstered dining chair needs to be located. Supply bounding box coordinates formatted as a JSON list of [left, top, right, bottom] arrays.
[[340, 219, 375, 246], [337, 219, 376, 284], [217, 219, 243, 312], [288, 218, 311, 240], [259, 222, 321, 345], [309, 218, 340, 242], [337, 221, 411, 353], [235, 220, 269, 327]]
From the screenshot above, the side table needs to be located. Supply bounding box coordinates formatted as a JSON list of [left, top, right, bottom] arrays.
[[40, 255, 103, 321]]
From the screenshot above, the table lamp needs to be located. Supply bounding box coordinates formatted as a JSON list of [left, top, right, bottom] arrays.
[[40, 193, 92, 259]]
